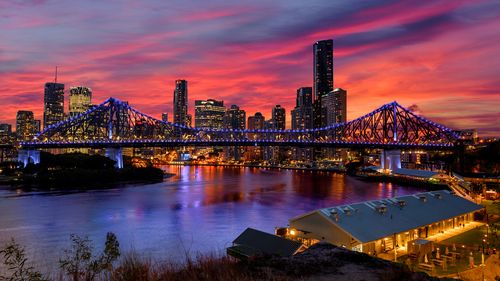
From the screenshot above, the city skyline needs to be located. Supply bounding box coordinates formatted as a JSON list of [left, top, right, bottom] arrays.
[[1, 1, 500, 136]]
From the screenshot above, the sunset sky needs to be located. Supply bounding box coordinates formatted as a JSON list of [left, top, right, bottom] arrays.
[[1, 0, 499, 136]]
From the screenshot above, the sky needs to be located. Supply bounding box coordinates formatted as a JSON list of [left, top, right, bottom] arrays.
[[1, 0, 500, 136]]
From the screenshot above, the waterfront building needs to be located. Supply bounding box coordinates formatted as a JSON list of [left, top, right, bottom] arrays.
[[162, 113, 168, 122], [173, 80, 189, 126], [272, 105, 286, 130], [224, 105, 246, 130], [43, 82, 65, 129], [291, 87, 313, 130], [313, 39, 333, 128], [33, 120, 41, 135], [194, 99, 226, 129], [69, 86, 92, 117], [0, 124, 12, 144], [324, 88, 347, 125], [287, 190, 483, 259], [16, 111, 35, 141]]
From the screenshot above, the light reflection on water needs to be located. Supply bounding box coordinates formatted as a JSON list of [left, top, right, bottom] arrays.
[[0, 166, 425, 270]]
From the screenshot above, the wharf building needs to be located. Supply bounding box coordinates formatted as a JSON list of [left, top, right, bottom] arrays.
[[194, 99, 226, 129], [69, 86, 92, 117], [43, 82, 65, 129], [286, 190, 483, 260]]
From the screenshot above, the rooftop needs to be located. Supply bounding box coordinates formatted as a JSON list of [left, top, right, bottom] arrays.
[[392, 168, 442, 178], [291, 190, 483, 243]]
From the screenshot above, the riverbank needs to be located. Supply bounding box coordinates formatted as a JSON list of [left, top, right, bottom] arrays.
[[166, 161, 347, 173]]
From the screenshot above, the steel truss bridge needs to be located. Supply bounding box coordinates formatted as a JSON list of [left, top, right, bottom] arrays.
[[20, 97, 459, 150]]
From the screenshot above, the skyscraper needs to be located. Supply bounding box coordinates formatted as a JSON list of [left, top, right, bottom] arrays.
[[313, 39, 333, 128], [173, 80, 188, 126], [194, 99, 226, 129], [162, 113, 169, 122], [69, 86, 92, 117], [0, 124, 12, 143], [291, 87, 313, 130], [324, 88, 347, 125], [16, 110, 35, 141], [272, 105, 286, 130], [44, 82, 65, 128], [223, 105, 246, 130]]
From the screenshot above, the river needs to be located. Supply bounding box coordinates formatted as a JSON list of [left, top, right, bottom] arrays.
[[0, 166, 426, 270]]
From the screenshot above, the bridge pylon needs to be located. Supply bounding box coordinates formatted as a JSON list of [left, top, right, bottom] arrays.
[[105, 147, 124, 169], [18, 149, 41, 167], [380, 149, 401, 171]]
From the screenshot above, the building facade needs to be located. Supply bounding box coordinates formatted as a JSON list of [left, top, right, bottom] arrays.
[[324, 88, 347, 126], [313, 39, 333, 128], [272, 105, 286, 130], [16, 111, 35, 141], [173, 80, 189, 126], [224, 105, 246, 130], [69, 86, 92, 117], [291, 87, 314, 130], [43, 82, 65, 129], [194, 99, 226, 129]]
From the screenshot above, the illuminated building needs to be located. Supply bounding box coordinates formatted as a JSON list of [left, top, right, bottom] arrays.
[[324, 88, 347, 125], [69, 86, 92, 117], [272, 105, 286, 130], [173, 80, 189, 126], [43, 82, 65, 129], [16, 111, 35, 141], [291, 87, 313, 130], [194, 99, 226, 129], [0, 124, 12, 143], [246, 112, 265, 161], [162, 113, 168, 122], [313, 39, 333, 128], [224, 105, 246, 130], [33, 120, 41, 135]]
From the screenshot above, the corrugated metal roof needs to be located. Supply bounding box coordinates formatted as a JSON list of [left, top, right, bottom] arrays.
[[231, 227, 303, 257], [291, 190, 483, 243], [392, 168, 440, 178]]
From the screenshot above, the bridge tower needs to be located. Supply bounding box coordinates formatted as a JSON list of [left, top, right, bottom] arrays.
[[380, 149, 401, 171], [105, 147, 124, 169]]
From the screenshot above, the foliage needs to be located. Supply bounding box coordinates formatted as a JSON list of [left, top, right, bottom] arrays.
[[59, 232, 120, 281], [464, 141, 500, 175], [0, 238, 47, 281]]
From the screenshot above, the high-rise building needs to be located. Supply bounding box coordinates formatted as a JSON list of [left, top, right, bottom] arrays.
[[0, 124, 12, 141], [313, 39, 333, 128], [44, 82, 65, 129], [162, 113, 169, 122], [272, 105, 286, 130], [291, 87, 314, 130], [247, 112, 265, 130], [324, 88, 347, 125], [69, 86, 92, 117], [173, 80, 188, 126], [16, 111, 35, 141], [223, 105, 246, 130], [33, 120, 41, 135], [194, 99, 226, 129]]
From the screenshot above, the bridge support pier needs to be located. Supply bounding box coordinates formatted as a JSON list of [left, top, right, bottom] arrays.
[[18, 150, 41, 167], [380, 149, 401, 171], [105, 148, 124, 169]]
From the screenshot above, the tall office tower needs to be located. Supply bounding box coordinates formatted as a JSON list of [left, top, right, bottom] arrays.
[[313, 39, 333, 128], [173, 80, 188, 126], [43, 82, 65, 129], [0, 124, 12, 142], [324, 88, 347, 126], [162, 113, 169, 122], [69, 86, 92, 117], [272, 105, 286, 130], [223, 105, 246, 130], [194, 99, 226, 129], [247, 112, 265, 130], [16, 111, 35, 141], [33, 120, 41, 135], [291, 87, 314, 130]]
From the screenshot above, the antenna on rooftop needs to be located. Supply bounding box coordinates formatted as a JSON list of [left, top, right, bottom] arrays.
[[55, 66, 58, 83]]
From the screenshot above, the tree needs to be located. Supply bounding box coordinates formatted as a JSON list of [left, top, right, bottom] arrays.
[[59, 232, 120, 281], [0, 238, 47, 281]]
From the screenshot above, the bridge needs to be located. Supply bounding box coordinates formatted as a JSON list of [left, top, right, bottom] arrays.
[[19, 97, 459, 169]]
